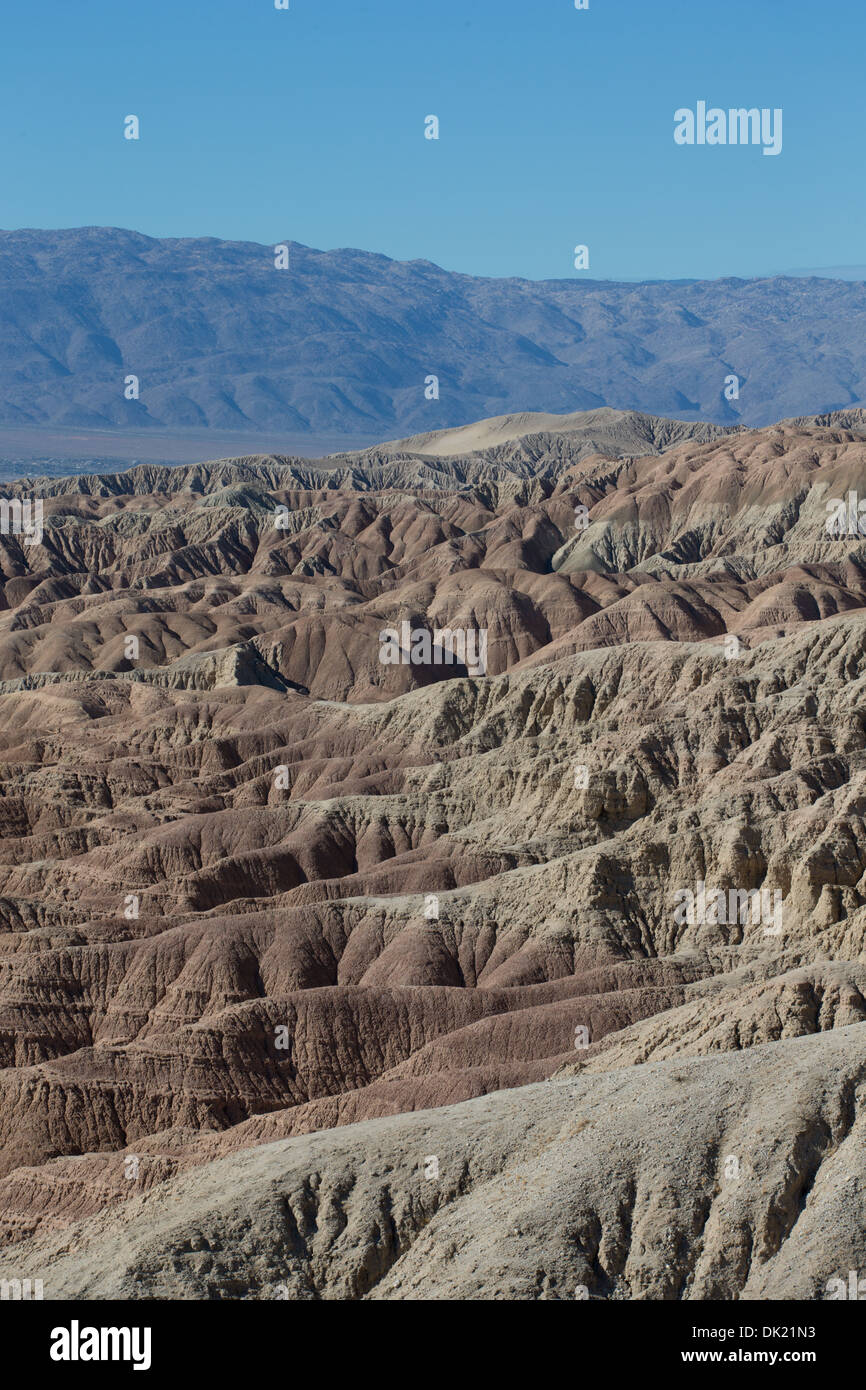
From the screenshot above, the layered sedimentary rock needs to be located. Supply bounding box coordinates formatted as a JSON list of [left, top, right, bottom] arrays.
[[2, 408, 866, 1297], [12, 1027, 866, 1300]]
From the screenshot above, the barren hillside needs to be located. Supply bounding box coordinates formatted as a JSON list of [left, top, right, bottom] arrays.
[[2, 408, 866, 1298]]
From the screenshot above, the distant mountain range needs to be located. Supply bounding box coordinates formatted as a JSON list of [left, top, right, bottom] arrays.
[[785, 265, 866, 280], [1, 226, 865, 441]]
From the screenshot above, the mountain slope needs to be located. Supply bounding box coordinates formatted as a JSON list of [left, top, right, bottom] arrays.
[[11, 1028, 866, 1300], [2, 228, 866, 438]]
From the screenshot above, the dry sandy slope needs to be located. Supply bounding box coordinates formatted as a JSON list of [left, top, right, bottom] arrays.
[[374, 407, 735, 458], [11, 1026, 866, 1301]]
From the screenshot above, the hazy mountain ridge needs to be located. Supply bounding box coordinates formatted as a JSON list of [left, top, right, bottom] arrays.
[[2, 228, 866, 441]]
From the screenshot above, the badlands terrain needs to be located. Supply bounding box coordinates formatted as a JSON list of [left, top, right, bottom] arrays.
[[2, 405, 866, 1299]]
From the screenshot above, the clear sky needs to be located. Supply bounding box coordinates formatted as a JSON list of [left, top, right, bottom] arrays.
[[0, 0, 862, 281]]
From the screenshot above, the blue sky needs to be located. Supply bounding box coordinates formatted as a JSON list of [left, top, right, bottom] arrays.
[[0, 0, 862, 281]]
